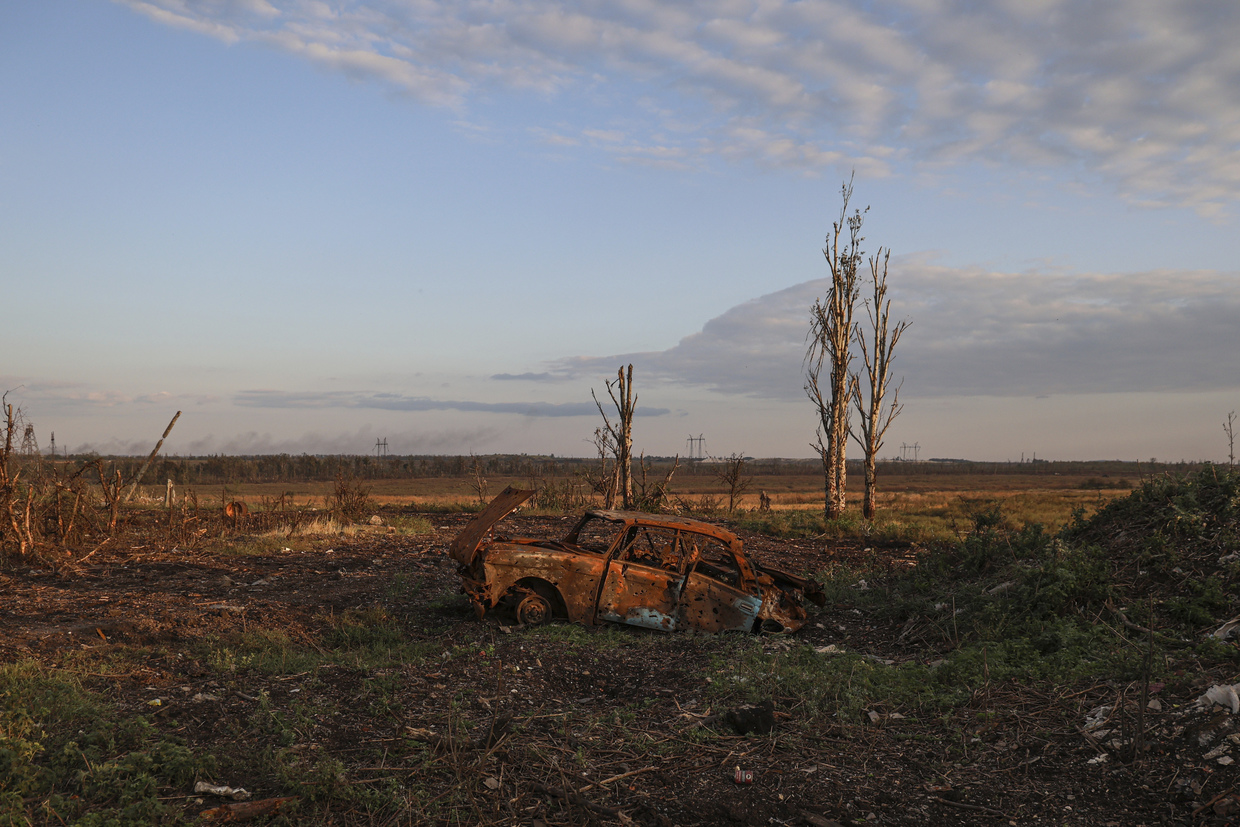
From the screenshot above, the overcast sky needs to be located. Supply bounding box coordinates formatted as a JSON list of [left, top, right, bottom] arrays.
[[2, 0, 1237, 461]]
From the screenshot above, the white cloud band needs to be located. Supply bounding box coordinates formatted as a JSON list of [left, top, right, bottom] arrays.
[[117, 0, 1240, 213], [541, 261, 1240, 399]]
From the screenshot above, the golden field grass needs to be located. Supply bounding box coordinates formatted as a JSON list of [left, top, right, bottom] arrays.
[[142, 466, 1138, 544]]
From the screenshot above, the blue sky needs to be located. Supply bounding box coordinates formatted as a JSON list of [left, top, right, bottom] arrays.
[[2, 0, 1238, 461]]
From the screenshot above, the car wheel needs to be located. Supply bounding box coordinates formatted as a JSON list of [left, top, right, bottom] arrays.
[[515, 593, 551, 626]]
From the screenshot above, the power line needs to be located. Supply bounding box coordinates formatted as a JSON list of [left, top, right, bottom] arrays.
[[686, 434, 705, 459]]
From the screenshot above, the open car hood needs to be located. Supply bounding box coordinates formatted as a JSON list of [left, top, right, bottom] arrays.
[[447, 486, 536, 567]]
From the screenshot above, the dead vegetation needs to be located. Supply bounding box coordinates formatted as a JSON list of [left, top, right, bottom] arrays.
[[2, 468, 1239, 825]]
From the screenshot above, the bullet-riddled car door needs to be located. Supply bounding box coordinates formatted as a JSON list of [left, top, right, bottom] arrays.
[[595, 526, 689, 631], [676, 534, 762, 632]]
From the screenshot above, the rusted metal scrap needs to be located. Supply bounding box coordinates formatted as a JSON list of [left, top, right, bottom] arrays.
[[448, 487, 825, 634]]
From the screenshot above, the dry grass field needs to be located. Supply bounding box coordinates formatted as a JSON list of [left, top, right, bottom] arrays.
[[147, 465, 1139, 545]]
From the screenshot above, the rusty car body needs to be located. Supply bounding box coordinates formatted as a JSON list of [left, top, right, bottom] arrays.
[[449, 487, 825, 633]]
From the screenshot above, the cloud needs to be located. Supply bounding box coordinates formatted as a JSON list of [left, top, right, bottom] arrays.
[[491, 372, 570, 382], [540, 260, 1240, 400], [73, 424, 505, 456], [0, 380, 218, 411], [117, 0, 1240, 213], [234, 390, 670, 418]]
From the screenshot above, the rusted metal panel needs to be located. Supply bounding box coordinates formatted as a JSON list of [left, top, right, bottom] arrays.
[[583, 510, 742, 546], [596, 562, 685, 631], [480, 547, 607, 623], [677, 572, 762, 632], [447, 487, 535, 566]]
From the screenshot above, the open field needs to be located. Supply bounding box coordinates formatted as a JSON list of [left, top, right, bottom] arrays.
[[133, 465, 1139, 545], [4, 464, 1239, 825]]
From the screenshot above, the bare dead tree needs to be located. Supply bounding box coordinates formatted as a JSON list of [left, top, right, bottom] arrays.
[[0, 396, 32, 559], [634, 453, 679, 512], [93, 460, 125, 534], [468, 452, 490, 505], [592, 365, 636, 509], [851, 248, 910, 521], [713, 453, 753, 514], [1226, 411, 1237, 466], [806, 176, 865, 520], [585, 428, 618, 508]]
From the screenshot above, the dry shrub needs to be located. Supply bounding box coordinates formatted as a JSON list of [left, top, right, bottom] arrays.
[[326, 474, 373, 524], [529, 477, 589, 512], [2, 402, 115, 564]]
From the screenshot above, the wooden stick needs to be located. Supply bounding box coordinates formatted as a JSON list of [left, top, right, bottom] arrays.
[[928, 796, 1011, 819], [530, 782, 621, 817], [199, 796, 298, 822], [1193, 789, 1237, 817], [579, 765, 660, 791], [122, 411, 181, 503]]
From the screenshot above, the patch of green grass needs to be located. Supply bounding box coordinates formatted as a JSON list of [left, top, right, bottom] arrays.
[[202, 605, 441, 678], [0, 660, 214, 826], [733, 510, 832, 539], [706, 639, 944, 722], [206, 628, 326, 674], [405, 500, 485, 515], [522, 622, 646, 650], [323, 605, 405, 651], [384, 515, 434, 535]]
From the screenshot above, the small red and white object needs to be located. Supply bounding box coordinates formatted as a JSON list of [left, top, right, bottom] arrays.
[[734, 767, 753, 784]]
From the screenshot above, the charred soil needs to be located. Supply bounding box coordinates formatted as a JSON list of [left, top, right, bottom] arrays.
[[3, 491, 1240, 826]]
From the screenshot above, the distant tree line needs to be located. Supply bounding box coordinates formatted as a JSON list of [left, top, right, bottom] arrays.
[[37, 453, 1202, 487]]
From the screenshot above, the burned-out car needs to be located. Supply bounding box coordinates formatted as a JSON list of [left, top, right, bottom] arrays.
[[449, 487, 826, 633]]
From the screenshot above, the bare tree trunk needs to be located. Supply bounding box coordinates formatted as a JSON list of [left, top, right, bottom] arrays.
[[806, 176, 864, 520], [851, 248, 909, 521], [1226, 411, 1236, 466], [713, 453, 753, 514], [592, 365, 637, 510], [862, 461, 878, 521], [0, 401, 29, 559], [123, 411, 181, 503]]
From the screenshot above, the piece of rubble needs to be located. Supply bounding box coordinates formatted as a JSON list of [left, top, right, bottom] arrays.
[[1211, 617, 1240, 640], [194, 782, 251, 801], [1203, 744, 1232, 761], [1083, 705, 1113, 730], [1216, 795, 1240, 816], [1200, 684, 1240, 714], [725, 701, 775, 735]]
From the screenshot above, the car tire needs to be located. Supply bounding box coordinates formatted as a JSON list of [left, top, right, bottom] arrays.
[[515, 593, 552, 626]]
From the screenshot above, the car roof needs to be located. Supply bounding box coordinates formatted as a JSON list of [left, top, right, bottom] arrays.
[[583, 509, 740, 544]]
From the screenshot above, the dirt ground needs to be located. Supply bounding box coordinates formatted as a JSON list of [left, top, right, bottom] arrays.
[[2, 510, 1237, 826]]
